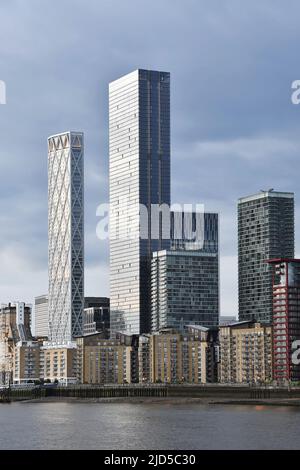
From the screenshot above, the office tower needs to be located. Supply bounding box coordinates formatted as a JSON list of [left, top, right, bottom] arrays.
[[219, 321, 273, 384], [34, 295, 48, 338], [267, 259, 300, 384], [238, 190, 294, 323], [151, 250, 219, 332], [48, 131, 84, 344], [109, 69, 171, 336], [83, 306, 110, 335], [151, 212, 219, 332], [83, 297, 110, 335], [84, 297, 110, 310], [170, 211, 218, 253]]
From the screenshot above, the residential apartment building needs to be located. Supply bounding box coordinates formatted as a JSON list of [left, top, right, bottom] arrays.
[[267, 258, 300, 384], [40, 344, 77, 385], [78, 337, 133, 385], [145, 328, 211, 384], [13, 342, 40, 385], [219, 321, 273, 384], [151, 250, 219, 332], [0, 302, 39, 385], [238, 190, 294, 323]]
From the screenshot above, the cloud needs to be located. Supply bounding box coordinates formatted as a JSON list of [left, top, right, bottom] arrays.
[[1, 0, 300, 315]]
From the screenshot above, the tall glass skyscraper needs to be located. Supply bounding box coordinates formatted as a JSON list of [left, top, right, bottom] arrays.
[[109, 69, 171, 336], [48, 131, 84, 344], [238, 190, 294, 323]]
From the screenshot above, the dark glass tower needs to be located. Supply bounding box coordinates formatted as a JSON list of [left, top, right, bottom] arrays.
[[238, 190, 294, 323], [151, 212, 219, 332], [109, 69, 171, 336]]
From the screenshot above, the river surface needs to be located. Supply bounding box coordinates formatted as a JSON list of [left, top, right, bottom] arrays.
[[0, 402, 300, 450]]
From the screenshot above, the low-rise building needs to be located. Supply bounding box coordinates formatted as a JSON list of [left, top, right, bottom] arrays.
[[13, 341, 40, 385], [0, 302, 39, 385], [142, 327, 215, 384], [219, 321, 273, 384], [76, 334, 133, 385], [40, 343, 77, 385]]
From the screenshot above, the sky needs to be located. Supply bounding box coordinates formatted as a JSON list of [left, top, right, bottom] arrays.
[[1, 0, 300, 316]]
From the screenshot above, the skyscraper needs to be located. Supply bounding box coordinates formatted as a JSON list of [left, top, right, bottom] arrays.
[[238, 190, 294, 323], [151, 250, 219, 332], [151, 212, 219, 332], [34, 294, 48, 338], [109, 69, 171, 336], [48, 131, 84, 344]]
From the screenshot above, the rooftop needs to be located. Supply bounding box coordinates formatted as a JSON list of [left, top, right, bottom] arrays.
[[238, 189, 294, 204]]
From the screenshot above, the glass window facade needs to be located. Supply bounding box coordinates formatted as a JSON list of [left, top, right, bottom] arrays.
[[151, 249, 219, 332], [109, 70, 171, 336], [238, 191, 294, 323]]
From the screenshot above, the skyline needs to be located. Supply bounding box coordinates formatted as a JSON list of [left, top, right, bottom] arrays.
[[2, 1, 300, 316]]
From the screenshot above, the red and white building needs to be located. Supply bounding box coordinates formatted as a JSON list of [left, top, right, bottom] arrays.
[[267, 259, 300, 384]]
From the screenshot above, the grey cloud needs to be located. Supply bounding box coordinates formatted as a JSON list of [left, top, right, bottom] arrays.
[[1, 0, 300, 314]]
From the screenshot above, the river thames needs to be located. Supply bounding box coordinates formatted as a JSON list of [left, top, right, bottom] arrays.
[[0, 402, 299, 450]]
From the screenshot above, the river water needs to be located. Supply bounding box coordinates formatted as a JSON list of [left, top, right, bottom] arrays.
[[0, 402, 299, 450]]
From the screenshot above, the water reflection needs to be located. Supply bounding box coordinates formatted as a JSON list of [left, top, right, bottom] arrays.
[[0, 402, 300, 450]]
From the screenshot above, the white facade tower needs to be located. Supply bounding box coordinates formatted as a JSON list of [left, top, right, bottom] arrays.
[[48, 131, 84, 344]]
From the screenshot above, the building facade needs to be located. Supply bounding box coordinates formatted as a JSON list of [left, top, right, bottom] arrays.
[[267, 259, 300, 384], [219, 316, 237, 326], [83, 297, 110, 335], [109, 69, 171, 336], [84, 297, 110, 310], [13, 342, 40, 385], [147, 328, 209, 384], [151, 250, 219, 332], [78, 337, 133, 385], [0, 303, 39, 385], [34, 295, 48, 338], [40, 344, 78, 385], [238, 190, 294, 323], [219, 321, 273, 384], [170, 211, 218, 254], [48, 131, 84, 344]]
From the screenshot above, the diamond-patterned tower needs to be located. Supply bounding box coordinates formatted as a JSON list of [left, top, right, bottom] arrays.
[[48, 131, 84, 344]]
